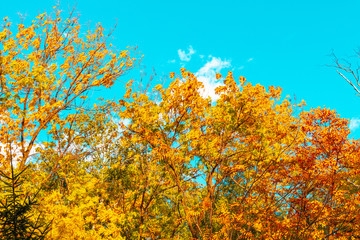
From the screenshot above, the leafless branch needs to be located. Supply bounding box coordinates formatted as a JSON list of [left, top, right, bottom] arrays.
[[330, 51, 360, 97]]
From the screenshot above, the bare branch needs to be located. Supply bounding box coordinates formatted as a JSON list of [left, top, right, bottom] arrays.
[[330, 51, 360, 97]]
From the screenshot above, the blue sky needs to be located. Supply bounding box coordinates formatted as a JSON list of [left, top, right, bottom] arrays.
[[3, 0, 360, 139]]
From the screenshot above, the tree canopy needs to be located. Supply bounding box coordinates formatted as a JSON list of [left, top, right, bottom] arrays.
[[1, 7, 360, 240]]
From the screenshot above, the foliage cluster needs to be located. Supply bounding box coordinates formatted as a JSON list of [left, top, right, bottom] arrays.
[[1, 7, 360, 240]]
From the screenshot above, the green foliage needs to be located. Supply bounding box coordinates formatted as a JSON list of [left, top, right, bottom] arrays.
[[0, 161, 51, 239]]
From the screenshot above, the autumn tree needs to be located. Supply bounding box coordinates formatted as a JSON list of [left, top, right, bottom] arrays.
[[2, 5, 360, 240], [25, 67, 360, 239], [279, 108, 360, 239], [115, 70, 305, 239], [102, 70, 359, 239], [0, 5, 138, 238]]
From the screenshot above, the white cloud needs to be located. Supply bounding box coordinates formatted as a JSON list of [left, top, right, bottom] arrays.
[[247, 58, 254, 62], [195, 56, 231, 101], [0, 141, 43, 168], [178, 45, 195, 62], [110, 117, 131, 134], [122, 119, 131, 127], [168, 59, 176, 63], [350, 118, 360, 132]]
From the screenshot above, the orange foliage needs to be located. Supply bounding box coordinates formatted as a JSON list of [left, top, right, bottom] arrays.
[[1, 7, 360, 240]]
